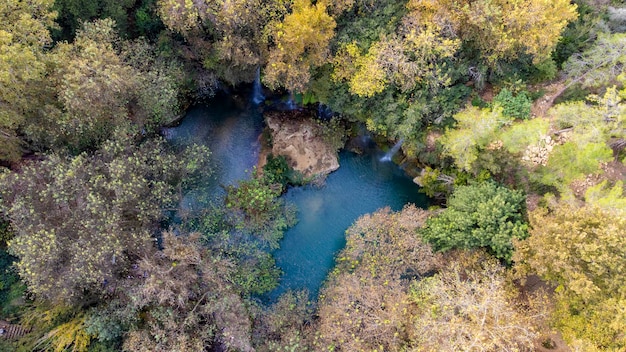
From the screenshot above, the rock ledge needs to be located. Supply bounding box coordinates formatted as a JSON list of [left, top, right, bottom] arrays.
[[262, 110, 339, 179]]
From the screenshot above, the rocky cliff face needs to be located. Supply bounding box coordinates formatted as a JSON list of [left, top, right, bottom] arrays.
[[261, 110, 340, 179]]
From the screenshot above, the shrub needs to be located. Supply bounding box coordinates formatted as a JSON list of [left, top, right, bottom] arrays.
[[225, 171, 297, 249], [420, 181, 528, 263], [493, 88, 532, 120]]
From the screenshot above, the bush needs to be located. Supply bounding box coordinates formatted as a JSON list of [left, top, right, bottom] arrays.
[[263, 154, 305, 189], [420, 181, 528, 263], [493, 88, 532, 120], [225, 171, 297, 249]]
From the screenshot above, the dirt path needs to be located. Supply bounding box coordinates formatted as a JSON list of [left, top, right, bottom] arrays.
[[478, 78, 567, 119], [530, 80, 567, 119]]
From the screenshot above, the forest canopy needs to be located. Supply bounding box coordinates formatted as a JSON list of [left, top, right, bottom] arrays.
[[0, 0, 624, 351]]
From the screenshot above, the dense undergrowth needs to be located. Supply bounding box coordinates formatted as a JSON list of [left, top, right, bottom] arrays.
[[0, 0, 625, 350]]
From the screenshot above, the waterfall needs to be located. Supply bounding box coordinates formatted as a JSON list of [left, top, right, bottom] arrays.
[[285, 91, 297, 110], [380, 138, 404, 162], [252, 67, 265, 105]]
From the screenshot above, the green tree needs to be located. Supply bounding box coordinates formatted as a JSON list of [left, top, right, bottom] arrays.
[[84, 231, 254, 351], [52, 0, 136, 39], [441, 105, 513, 173], [535, 87, 623, 193], [211, 0, 289, 83], [552, 0, 606, 67], [0, 247, 22, 317], [0, 138, 210, 303], [420, 181, 528, 262], [584, 180, 626, 214], [498, 117, 550, 154], [564, 32, 626, 89], [540, 141, 613, 192], [332, 41, 387, 98], [156, 0, 202, 35], [0, 0, 56, 162], [550, 87, 624, 147]]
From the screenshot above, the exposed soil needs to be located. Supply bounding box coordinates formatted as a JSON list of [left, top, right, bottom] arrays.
[[479, 82, 496, 102], [569, 161, 626, 197], [530, 81, 567, 119], [602, 160, 626, 183]]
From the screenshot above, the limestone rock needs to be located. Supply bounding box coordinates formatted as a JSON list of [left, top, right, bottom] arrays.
[[263, 110, 340, 179]]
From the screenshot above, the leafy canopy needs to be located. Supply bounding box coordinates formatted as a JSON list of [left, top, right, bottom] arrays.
[[264, 0, 336, 92], [0, 0, 56, 162], [407, 0, 578, 66], [441, 105, 513, 173], [514, 204, 626, 350], [492, 88, 532, 120], [409, 252, 539, 351], [0, 138, 210, 303], [317, 206, 442, 352], [420, 181, 528, 262]]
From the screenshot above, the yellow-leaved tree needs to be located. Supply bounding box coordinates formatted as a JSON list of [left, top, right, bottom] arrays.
[[406, 0, 578, 66], [332, 10, 460, 98], [0, 0, 56, 162], [514, 204, 626, 350], [264, 0, 336, 92], [156, 0, 204, 35], [409, 252, 541, 351]]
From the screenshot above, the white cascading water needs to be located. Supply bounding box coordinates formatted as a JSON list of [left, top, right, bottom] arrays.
[[252, 67, 265, 105], [380, 138, 404, 162]]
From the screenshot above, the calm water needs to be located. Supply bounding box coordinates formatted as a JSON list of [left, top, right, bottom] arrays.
[[168, 95, 427, 300], [268, 147, 427, 300], [165, 96, 264, 207]]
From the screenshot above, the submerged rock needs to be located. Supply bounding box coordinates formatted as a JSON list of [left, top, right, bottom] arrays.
[[262, 110, 340, 179]]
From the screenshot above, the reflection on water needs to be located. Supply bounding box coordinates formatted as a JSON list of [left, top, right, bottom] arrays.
[[165, 96, 264, 206], [266, 148, 427, 301], [167, 95, 427, 302]]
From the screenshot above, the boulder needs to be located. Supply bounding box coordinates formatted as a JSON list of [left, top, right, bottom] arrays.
[[262, 110, 340, 179]]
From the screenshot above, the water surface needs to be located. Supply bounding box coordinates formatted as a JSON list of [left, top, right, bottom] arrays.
[[268, 146, 427, 300], [165, 96, 264, 206], [167, 96, 427, 300]]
